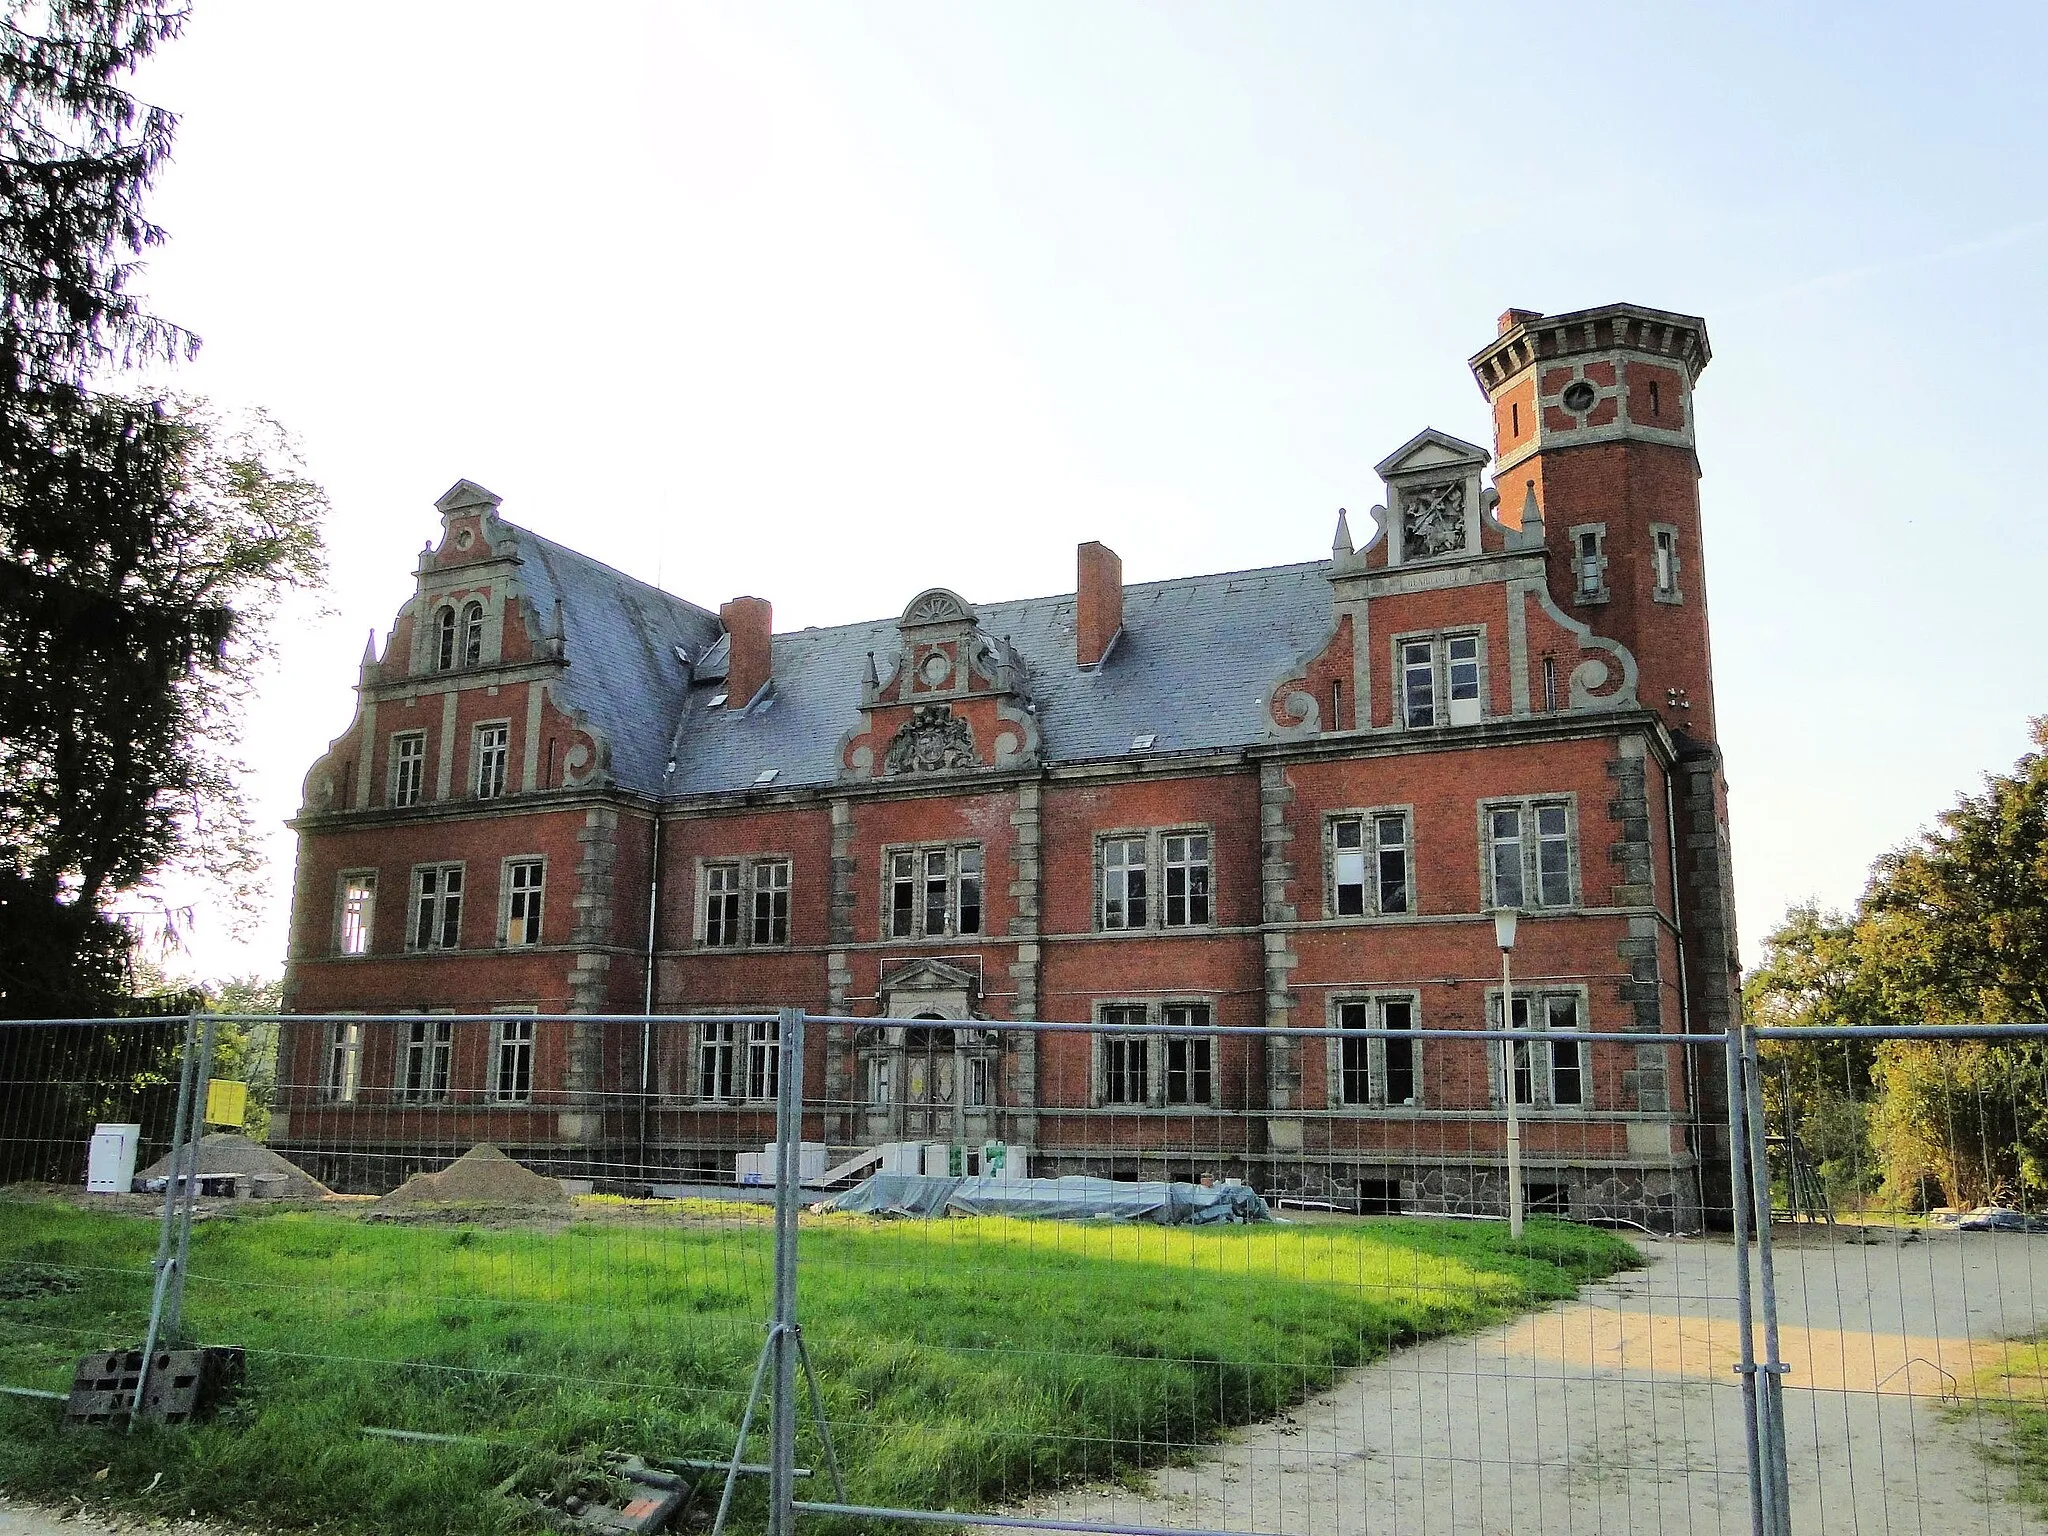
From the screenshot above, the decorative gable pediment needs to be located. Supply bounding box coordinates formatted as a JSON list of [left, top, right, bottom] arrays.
[[839, 584, 1041, 781]]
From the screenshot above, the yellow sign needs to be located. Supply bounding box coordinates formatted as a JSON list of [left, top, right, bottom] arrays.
[[204, 1078, 248, 1128]]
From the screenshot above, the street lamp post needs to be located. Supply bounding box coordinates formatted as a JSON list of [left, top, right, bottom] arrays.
[[1494, 908, 1525, 1241]]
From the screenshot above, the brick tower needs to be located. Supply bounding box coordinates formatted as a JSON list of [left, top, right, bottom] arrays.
[[1470, 302, 1739, 1198]]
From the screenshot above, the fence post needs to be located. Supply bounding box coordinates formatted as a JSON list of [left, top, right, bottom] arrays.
[[164, 1014, 218, 1340], [769, 1007, 806, 1536], [1724, 1027, 1768, 1536], [133, 1011, 201, 1425], [1739, 1024, 1794, 1536]]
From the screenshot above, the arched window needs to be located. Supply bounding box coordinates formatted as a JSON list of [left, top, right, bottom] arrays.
[[462, 602, 485, 666], [434, 606, 457, 671]]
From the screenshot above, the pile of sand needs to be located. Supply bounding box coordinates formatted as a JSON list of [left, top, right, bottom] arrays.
[[137, 1132, 331, 1199], [374, 1144, 569, 1209]]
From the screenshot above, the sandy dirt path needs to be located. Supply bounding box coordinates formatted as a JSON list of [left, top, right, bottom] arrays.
[[1017, 1230, 2048, 1536]]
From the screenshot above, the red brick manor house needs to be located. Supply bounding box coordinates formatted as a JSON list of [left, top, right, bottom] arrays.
[[277, 302, 1740, 1228]]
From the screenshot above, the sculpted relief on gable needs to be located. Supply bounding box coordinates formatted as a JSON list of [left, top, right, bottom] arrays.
[[1400, 481, 1467, 560], [882, 705, 982, 776]]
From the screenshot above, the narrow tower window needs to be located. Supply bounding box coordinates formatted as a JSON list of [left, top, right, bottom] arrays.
[[462, 601, 485, 666], [435, 606, 456, 671], [1649, 380, 1661, 418]]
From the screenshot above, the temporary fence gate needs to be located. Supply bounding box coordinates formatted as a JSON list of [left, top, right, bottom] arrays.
[[14, 1011, 2048, 1533]]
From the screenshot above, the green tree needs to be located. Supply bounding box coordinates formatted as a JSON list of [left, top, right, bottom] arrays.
[[1852, 719, 2048, 1207], [0, 3, 327, 1015], [1744, 902, 1881, 1207]]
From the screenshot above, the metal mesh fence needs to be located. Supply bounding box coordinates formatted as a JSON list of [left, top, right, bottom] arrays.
[[20, 1013, 2045, 1533]]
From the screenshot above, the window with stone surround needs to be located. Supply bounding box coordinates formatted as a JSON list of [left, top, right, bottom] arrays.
[[337, 871, 376, 956], [474, 721, 510, 800], [388, 731, 426, 807], [884, 843, 983, 939], [1096, 828, 1213, 932], [1480, 797, 1577, 911], [1094, 1000, 1217, 1108], [489, 1010, 536, 1104], [410, 863, 464, 950], [1397, 631, 1484, 728], [699, 857, 792, 949], [1489, 990, 1588, 1109], [503, 858, 544, 946], [434, 605, 457, 671], [1328, 810, 1411, 917], [696, 1018, 779, 1102], [462, 600, 485, 666], [1651, 524, 1682, 603], [323, 1019, 363, 1103], [1331, 994, 1421, 1109], [1570, 524, 1609, 603], [399, 1015, 453, 1103]]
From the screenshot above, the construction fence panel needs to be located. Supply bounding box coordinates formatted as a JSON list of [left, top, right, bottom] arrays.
[[1, 1010, 1776, 1535], [1752, 1022, 2048, 1536], [785, 1013, 1759, 1536]]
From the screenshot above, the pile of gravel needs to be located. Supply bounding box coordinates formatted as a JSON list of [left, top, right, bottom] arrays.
[[374, 1144, 569, 1209], [137, 1132, 331, 1199]]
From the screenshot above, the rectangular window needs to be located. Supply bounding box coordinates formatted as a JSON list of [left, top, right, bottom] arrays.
[[1577, 531, 1602, 598], [325, 1021, 362, 1103], [1382, 998, 1416, 1105], [1336, 998, 1418, 1107], [884, 844, 983, 938], [1653, 527, 1680, 598], [1163, 1004, 1212, 1104], [1101, 837, 1148, 930], [504, 859, 544, 946], [699, 1021, 737, 1099], [474, 722, 509, 800], [1488, 808, 1524, 909], [412, 864, 463, 950], [1546, 994, 1584, 1107], [401, 1017, 453, 1102], [1535, 803, 1573, 907], [339, 873, 376, 956], [745, 1020, 779, 1101], [864, 1053, 891, 1106], [923, 849, 950, 936], [957, 847, 982, 935], [1162, 833, 1210, 926], [1375, 814, 1409, 914], [966, 1055, 991, 1108], [703, 863, 742, 946], [492, 1015, 534, 1104], [1101, 1004, 1148, 1104], [1492, 992, 1587, 1108], [1446, 634, 1481, 725], [1338, 1002, 1372, 1106], [1401, 638, 1435, 727], [890, 852, 916, 938], [1332, 818, 1367, 916], [389, 732, 426, 807], [752, 859, 790, 945]]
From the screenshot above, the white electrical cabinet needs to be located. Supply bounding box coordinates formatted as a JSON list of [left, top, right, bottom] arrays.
[[86, 1123, 141, 1194]]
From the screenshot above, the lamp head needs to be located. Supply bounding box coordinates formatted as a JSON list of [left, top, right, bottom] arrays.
[[1493, 908, 1519, 951]]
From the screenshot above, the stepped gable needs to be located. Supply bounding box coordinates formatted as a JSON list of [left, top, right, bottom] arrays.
[[662, 560, 1332, 797]]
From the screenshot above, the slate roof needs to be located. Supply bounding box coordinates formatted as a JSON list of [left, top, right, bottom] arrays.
[[500, 526, 724, 794], [663, 559, 1337, 798]]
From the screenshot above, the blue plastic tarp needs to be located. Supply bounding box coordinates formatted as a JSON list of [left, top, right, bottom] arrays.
[[816, 1173, 1273, 1225]]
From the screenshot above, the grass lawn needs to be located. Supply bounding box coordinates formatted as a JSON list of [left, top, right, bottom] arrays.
[[0, 1195, 1636, 1534], [1963, 1334, 2048, 1514]]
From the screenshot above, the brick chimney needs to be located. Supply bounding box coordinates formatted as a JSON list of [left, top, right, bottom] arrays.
[[1075, 542, 1123, 669], [719, 596, 772, 707], [1498, 307, 1542, 335]]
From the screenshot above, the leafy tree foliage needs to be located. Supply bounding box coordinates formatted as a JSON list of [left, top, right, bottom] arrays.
[[0, 2, 328, 1016], [1756, 720, 2048, 1209]]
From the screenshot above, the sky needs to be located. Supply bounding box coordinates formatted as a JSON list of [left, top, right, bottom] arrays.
[[117, 1, 2047, 982]]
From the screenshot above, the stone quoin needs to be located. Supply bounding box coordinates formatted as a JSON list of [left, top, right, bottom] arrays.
[[277, 302, 1738, 1229]]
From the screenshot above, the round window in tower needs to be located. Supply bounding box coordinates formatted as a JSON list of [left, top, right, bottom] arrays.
[[1561, 380, 1597, 413]]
